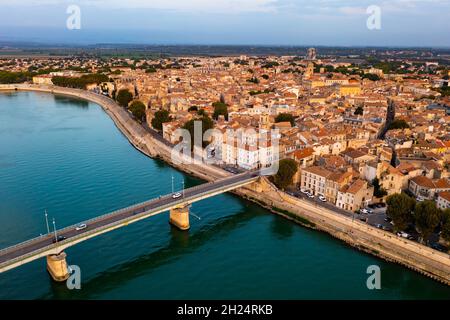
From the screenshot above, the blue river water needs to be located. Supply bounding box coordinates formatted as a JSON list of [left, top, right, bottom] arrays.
[[0, 91, 449, 299]]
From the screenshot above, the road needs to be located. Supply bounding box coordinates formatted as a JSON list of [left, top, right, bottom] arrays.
[[0, 171, 259, 268]]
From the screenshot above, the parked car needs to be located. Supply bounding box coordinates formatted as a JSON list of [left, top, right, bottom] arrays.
[[307, 193, 314, 199], [172, 192, 182, 199], [300, 188, 310, 194], [376, 224, 383, 229], [430, 243, 447, 253], [360, 208, 369, 214], [75, 223, 87, 231], [396, 232, 410, 239], [318, 195, 327, 202], [52, 235, 67, 243]]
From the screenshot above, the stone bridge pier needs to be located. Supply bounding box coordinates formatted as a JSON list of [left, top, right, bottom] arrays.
[[46, 252, 70, 282], [169, 205, 190, 231]]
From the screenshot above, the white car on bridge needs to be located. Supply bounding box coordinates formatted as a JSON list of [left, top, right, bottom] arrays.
[[172, 192, 182, 199]]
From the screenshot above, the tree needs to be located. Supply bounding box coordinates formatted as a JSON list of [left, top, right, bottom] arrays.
[[212, 101, 228, 121], [388, 119, 410, 130], [188, 106, 198, 112], [182, 115, 214, 150], [373, 178, 388, 198], [116, 89, 133, 107], [247, 77, 259, 84], [386, 193, 416, 231], [262, 74, 269, 80], [441, 209, 450, 242], [362, 73, 381, 81], [415, 201, 441, 243], [273, 159, 298, 190], [128, 101, 146, 122], [275, 113, 295, 127], [151, 110, 172, 131], [354, 106, 364, 116], [51, 73, 109, 89]]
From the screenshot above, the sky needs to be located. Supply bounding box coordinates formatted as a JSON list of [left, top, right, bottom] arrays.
[[0, 0, 449, 47]]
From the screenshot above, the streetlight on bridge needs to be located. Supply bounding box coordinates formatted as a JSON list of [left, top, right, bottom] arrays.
[[52, 218, 58, 242], [44, 210, 50, 234]]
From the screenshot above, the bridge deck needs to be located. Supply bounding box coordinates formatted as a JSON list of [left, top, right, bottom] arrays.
[[0, 171, 259, 272]]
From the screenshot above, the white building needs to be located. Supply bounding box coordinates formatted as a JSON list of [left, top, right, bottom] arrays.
[[437, 192, 450, 210]]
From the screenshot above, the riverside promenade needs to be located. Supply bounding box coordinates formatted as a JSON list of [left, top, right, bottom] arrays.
[[1, 83, 450, 286]]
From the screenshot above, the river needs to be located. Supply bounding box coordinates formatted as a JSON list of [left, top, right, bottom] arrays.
[[0, 91, 449, 299]]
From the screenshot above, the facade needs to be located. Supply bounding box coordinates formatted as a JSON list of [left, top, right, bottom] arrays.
[[336, 180, 374, 212], [408, 176, 450, 200], [437, 191, 450, 210]]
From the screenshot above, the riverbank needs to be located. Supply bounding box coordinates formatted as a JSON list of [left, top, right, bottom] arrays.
[[1, 84, 449, 286]]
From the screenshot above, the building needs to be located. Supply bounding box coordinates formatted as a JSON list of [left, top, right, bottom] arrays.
[[340, 85, 362, 96], [437, 192, 450, 210], [408, 176, 450, 200], [336, 179, 374, 212], [32, 75, 53, 85], [300, 166, 333, 196]]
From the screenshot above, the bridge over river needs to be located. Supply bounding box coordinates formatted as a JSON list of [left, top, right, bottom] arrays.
[[0, 171, 260, 281]]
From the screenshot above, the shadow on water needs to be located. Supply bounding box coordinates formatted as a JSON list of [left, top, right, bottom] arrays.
[[53, 95, 89, 109], [42, 207, 265, 299], [270, 214, 294, 240]]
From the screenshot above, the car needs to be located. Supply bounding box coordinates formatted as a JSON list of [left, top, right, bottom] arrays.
[[430, 243, 447, 253], [360, 208, 369, 214], [376, 224, 383, 229], [396, 232, 410, 239], [384, 217, 392, 223], [300, 188, 309, 194], [75, 223, 87, 231], [307, 193, 314, 199], [367, 209, 374, 214], [172, 192, 182, 199], [52, 235, 67, 243], [318, 195, 327, 202]]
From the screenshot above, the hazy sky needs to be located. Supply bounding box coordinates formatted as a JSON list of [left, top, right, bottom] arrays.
[[0, 0, 449, 47]]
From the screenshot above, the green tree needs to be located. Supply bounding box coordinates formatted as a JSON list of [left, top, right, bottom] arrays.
[[275, 113, 295, 127], [247, 77, 259, 84], [182, 115, 214, 150], [151, 110, 172, 131], [128, 101, 146, 122], [415, 201, 441, 243], [212, 101, 228, 121], [372, 178, 388, 198], [386, 193, 416, 231], [441, 209, 450, 242], [354, 106, 364, 116], [188, 106, 198, 112], [388, 119, 410, 130], [362, 73, 381, 81], [273, 159, 298, 190], [116, 89, 133, 107]]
